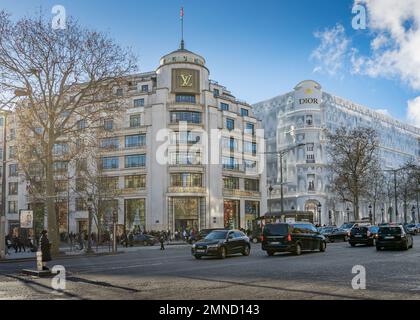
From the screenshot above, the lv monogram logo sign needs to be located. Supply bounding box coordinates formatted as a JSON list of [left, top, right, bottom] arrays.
[[180, 74, 193, 87]]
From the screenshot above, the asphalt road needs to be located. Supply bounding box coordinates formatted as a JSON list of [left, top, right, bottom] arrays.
[[1, 237, 420, 300]]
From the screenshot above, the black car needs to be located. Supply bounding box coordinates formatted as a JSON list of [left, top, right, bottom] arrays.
[[319, 227, 349, 242], [262, 222, 327, 256], [191, 230, 251, 259], [193, 228, 230, 243], [376, 225, 414, 251], [349, 226, 378, 247]]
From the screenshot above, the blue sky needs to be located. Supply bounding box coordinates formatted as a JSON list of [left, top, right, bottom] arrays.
[[1, 0, 419, 124]]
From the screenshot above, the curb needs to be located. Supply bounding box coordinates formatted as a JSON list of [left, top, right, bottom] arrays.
[[0, 251, 123, 264]]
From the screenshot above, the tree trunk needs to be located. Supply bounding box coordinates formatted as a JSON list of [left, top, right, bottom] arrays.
[[354, 195, 360, 221], [46, 143, 59, 256]]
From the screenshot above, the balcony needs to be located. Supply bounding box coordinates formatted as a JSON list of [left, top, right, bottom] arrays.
[[223, 189, 261, 198], [121, 187, 146, 195], [168, 187, 206, 194]]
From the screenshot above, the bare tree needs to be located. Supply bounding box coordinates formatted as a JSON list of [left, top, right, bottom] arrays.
[[327, 127, 380, 221], [366, 164, 386, 224], [0, 11, 137, 254], [397, 161, 418, 223]]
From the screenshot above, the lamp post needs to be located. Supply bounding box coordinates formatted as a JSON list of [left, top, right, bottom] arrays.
[[268, 185, 273, 216], [368, 204, 372, 224], [265, 143, 305, 217], [346, 207, 350, 223], [86, 197, 93, 254], [381, 207, 385, 224], [317, 203, 322, 226]]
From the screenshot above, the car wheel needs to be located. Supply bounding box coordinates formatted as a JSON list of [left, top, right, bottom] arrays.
[[267, 250, 275, 256], [252, 238, 258, 244], [319, 241, 326, 252], [242, 245, 251, 256], [194, 255, 202, 260], [219, 247, 227, 259], [294, 243, 302, 256]]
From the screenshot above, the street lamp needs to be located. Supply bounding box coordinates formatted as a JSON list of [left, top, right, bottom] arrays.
[[317, 203, 322, 226], [381, 207, 385, 224], [368, 204, 372, 224], [86, 197, 94, 254], [346, 207, 350, 223], [265, 143, 305, 217]]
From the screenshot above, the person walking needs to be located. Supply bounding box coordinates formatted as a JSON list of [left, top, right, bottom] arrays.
[[159, 233, 165, 251], [77, 232, 84, 250], [39, 230, 52, 271]]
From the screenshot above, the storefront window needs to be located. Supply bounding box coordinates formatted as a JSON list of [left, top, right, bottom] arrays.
[[245, 201, 260, 232], [224, 200, 240, 229], [173, 198, 199, 232], [125, 199, 146, 233]]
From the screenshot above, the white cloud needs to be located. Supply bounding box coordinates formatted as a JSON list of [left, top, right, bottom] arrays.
[[310, 24, 350, 76], [352, 0, 420, 90], [407, 96, 420, 127]]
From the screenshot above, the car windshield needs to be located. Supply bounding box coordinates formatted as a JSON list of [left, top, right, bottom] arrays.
[[407, 224, 416, 228], [379, 227, 401, 235], [370, 226, 379, 233], [320, 227, 334, 233], [341, 223, 353, 229], [204, 231, 228, 240], [263, 224, 289, 236]]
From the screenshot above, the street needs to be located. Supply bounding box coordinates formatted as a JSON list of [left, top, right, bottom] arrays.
[[1, 237, 420, 300]]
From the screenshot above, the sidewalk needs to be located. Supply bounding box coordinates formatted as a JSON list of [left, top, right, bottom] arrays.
[[1, 241, 189, 262]]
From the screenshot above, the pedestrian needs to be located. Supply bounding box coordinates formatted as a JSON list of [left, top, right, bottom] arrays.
[[39, 230, 52, 271], [128, 232, 134, 247], [159, 233, 165, 250], [183, 229, 187, 242], [77, 232, 84, 250], [4, 235, 10, 256]]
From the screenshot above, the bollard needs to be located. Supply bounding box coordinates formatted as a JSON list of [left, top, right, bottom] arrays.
[[36, 251, 43, 271]]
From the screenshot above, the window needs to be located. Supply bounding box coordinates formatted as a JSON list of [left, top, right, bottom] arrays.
[[104, 119, 114, 131], [175, 94, 196, 104], [245, 179, 259, 192], [134, 99, 144, 107], [9, 164, 18, 177], [116, 88, 123, 96], [125, 154, 146, 168], [222, 137, 238, 151], [170, 111, 201, 124], [222, 157, 239, 170], [244, 160, 257, 172], [244, 142, 257, 155], [53, 143, 69, 156], [307, 143, 314, 152], [170, 152, 201, 165], [170, 173, 202, 188], [214, 88, 220, 97], [245, 123, 255, 135], [101, 157, 119, 170], [306, 115, 313, 126], [10, 129, 16, 140], [130, 114, 141, 128], [170, 131, 201, 145], [55, 180, 68, 193], [226, 118, 235, 131], [220, 103, 229, 111], [241, 108, 249, 117], [223, 176, 239, 190], [125, 134, 146, 148], [53, 161, 68, 175], [8, 182, 18, 195], [8, 146, 16, 159], [76, 198, 87, 211], [100, 137, 119, 149], [141, 85, 149, 92], [77, 119, 86, 130], [306, 154, 315, 163], [125, 175, 146, 189], [100, 176, 119, 191], [8, 201, 17, 214]]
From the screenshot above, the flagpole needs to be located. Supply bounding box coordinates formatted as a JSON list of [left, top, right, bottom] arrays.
[[180, 7, 184, 49]]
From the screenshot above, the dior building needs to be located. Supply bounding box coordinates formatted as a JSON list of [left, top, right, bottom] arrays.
[[2, 43, 267, 237], [253, 80, 420, 226]]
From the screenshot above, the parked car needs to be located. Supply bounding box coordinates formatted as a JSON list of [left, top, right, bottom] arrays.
[[339, 222, 357, 233], [349, 226, 378, 247], [191, 230, 250, 259], [262, 222, 327, 256], [376, 225, 413, 251], [132, 234, 158, 246], [404, 224, 418, 235], [319, 227, 349, 242], [416, 224, 420, 233]]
